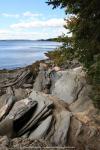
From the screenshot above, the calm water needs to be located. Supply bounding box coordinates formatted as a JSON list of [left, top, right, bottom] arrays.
[[0, 40, 61, 69]]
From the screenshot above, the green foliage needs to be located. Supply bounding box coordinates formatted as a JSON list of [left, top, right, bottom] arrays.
[[47, 0, 100, 108], [45, 48, 65, 66]]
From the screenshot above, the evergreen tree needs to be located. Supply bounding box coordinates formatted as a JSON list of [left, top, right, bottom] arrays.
[[46, 0, 100, 108]]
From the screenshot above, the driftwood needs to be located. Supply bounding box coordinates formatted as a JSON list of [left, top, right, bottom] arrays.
[[1, 69, 32, 88]]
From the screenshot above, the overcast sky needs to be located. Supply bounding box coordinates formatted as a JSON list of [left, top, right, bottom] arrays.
[[0, 0, 67, 40]]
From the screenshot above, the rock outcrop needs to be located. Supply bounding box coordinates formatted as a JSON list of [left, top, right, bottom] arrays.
[[51, 67, 86, 104], [33, 65, 87, 104], [0, 64, 100, 150]]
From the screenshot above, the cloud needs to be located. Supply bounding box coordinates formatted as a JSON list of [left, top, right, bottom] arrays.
[[0, 11, 66, 39], [10, 18, 65, 29], [2, 13, 20, 18], [0, 26, 66, 40], [1, 11, 42, 19], [22, 11, 42, 17], [0, 29, 10, 34], [0, 29, 50, 40]]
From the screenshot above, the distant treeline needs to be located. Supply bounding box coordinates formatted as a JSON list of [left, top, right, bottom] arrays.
[[38, 38, 58, 42]]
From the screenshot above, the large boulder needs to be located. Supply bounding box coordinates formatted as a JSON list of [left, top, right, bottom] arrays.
[[29, 91, 71, 146], [33, 70, 51, 93], [49, 110, 71, 146], [33, 66, 86, 104], [51, 67, 86, 104], [0, 89, 72, 146], [0, 90, 54, 139]]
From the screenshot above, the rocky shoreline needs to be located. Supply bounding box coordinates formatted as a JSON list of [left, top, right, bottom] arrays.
[[0, 60, 100, 150]]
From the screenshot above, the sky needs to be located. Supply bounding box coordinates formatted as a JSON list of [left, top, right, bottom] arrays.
[[0, 0, 67, 40]]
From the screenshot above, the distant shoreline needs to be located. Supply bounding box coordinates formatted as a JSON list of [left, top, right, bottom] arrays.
[[0, 38, 58, 42]]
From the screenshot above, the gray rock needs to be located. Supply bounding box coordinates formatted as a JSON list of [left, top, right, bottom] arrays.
[[0, 118, 13, 137], [8, 98, 35, 120], [70, 85, 93, 112], [29, 90, 53, 107], [0, 65, 99, 148], [50, 110, 71, 146], [13, 100, 37, 136], [33, 70, 50, 92], [0, 98, 38, 137], [14, 88, 28, 101], [29, 115, 53, 140], [33, 66, 86, 105], [29, 91, 72, 146], [0, 91, 54, 138], [51, 67, 86, 104]]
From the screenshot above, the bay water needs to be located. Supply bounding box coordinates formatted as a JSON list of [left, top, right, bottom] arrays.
[[0, 40, 60, 69]]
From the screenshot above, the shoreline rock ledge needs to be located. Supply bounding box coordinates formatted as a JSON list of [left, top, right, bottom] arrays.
[[0, 63, 100, 150]]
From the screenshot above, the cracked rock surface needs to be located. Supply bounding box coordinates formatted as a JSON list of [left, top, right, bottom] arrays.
[[0, 65, 100, 150]]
